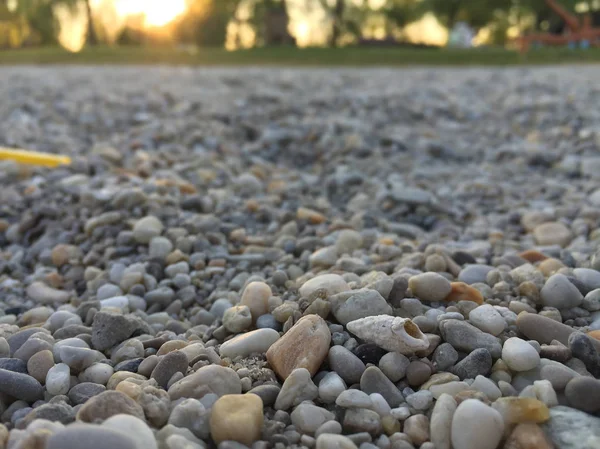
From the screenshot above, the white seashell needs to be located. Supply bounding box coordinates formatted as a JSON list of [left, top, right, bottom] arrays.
[[346, 315, 429, 355]]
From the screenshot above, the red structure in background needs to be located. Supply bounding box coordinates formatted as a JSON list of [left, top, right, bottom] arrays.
[[517, 0, 600, 52]]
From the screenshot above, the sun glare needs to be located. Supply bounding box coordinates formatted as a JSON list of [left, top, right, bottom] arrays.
[[114, 0, 187, 27]]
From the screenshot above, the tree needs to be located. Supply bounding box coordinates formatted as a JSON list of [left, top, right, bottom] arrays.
[[12, 0, 79, 45], [83, 0, 97, 45], [174, 0, 241, 47], [417, 0, 507, 31]]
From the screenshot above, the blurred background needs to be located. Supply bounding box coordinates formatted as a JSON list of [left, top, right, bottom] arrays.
[[0, 0, 598, 52]]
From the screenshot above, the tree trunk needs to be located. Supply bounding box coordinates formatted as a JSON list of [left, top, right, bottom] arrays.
[[85, 0, 98, 46], [328, 0, 344, 47]]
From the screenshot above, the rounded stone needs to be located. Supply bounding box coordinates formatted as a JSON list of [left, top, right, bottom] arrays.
[[210, 394, 264, 446], [541, 274, 583, 309], [408, 272, 452, 302], [46, 425, 138, 449], [151, 350, 189, 389], [46, 363, 71, 396], [328, 345, 366, 385], [76, 390, 145, 422], [0, 369, 44, 402], [452, 348, 492, 380], [451, 399, 503, 449], [220, 328, 280, 359], [406, 361, 432, 387], [240, 282, 272, 323], [103, 414, 158, 449], [565, 376, 600, 413], [316, 434, 357, 449], [133, 216, 164, 244], [533, 222, 572, 247], [468, 305, 505, 336], [502, 337, 540, 372], [223, 305, 253, 333], [298, 274, 350, 298], [266, 314, 331, 379], [27, 349, 55, 383], [68, 382, 107, 405], [168, 365, 242, 401], [378, 352, 409, 383]]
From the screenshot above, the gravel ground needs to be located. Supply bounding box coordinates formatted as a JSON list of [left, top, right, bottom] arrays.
[[1, 66, 600, 449]]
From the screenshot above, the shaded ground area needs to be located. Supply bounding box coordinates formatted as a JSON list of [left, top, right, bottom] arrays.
[[4, 46, 600, 66]]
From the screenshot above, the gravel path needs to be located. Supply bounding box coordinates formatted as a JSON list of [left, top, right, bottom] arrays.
[[1, 66, 600, 449]]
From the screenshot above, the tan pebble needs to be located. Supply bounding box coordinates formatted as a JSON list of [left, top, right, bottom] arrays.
[[588, 330, 600, 340], [210, 394, 264, 445], [115, 380, 143, 400], [503, 423, 554, 449], [240, 281, 272, 322], [297, 207, 326, 224], [533, 222, 572, 247], [77, 390, 145, 422], [445, 282, 483, 305], [424, 254, 447, 272], [156, 340, 188, 356], [106, 371, 146, 390], [518, 281, 540, 303], [165, 249, 188, 265], [538, 258, 566, 277], [381, 415, 401, 435], [403, 414, 429, 446], [27, 349, 55, 384], [518, 249, 548, 263], [266, 314, 331, 379], [492, 397, 550, 425], [50, 244, 80, 267], [454, 389, 491, 405], [246, 199, 260, 212], [421, 372, 459, 390]]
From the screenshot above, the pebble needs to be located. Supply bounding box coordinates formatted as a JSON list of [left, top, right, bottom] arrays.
[[316, 434, 358, 449], [319, 372, 347, 404], [290, 403, 335, 434], [439, 320, 502, 358], [0, 369, 44, 402], [220, 328, 280, 359], [103, 414, 158, 449], [266, 314, 331, 379], [430, 393, 456, 449], [542, 405, 600, 449], [210, 394, 264, 446], [168, 365, 241, 401], [299, 274, 350, 298], [240, 282, 272, 323], [360, 366, 404, 407], [452, 348, 492, 379], [68, 382, 107, 405], [343, 408, 382, 435], [533, 222, 572, 247], [222, 305, 253, 333], [403, 414, 429, 446], [451, 399, 504, 449], [468, 305, 505, 336], [151, 350, 189, 389], [46, 424, 139, 449], [458, 265, 494, 285], [516, 312, 575, 345], [133, 216, 164, 244], [564, 376, 600, 413], [540, 274, 583, 309], [378, 352, 409, 382], [568, 332, 600, 377], [332, 290, 392, 325], [408, 273, 452, 302], [77, 390, 145, 422], [328, 346, 366, 385], [492, 397, 550, 425], [504, 423, 553, 449], [46, 363, 71, 396], [274, 368, 318, 410], [502, 337, 540, 372]]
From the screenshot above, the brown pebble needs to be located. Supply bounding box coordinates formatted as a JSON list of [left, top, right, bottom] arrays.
[[297, 207, 326, 224], [518, 249, 548, 263], [538, 258, 566, 277], [445, 282, 483, 305], [503, 423, 554, 449], [76, 390, 145, 422], [587, 330, 600, 340], [266, 314, 331, 380], [210, 394, 264, 446]]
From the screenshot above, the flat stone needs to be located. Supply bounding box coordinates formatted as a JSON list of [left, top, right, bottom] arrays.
[[568, 332, 600, 377], [77, 390, 145, 422], [68, 382, 107, 405], [0, 369, 44, 402], [18, 401, 75, 428], [328, 346, 366, 385], [247, 384, 280, 407], [219, 328, 280, 359], [151, 350, 189, 389], [91, 311, 152, 351], [336, 389, 372, 408], [343, 408, 382, 435], [266, 314, 331, 379], [517, 312, 576, 346], [451, 399, 503, 449], [46, 425, 139, 449], [26, 282, 70, 304], [378, 352, 409, 382], [432, 342, 459, 371], [542, 406, 600, 449], [439, 320, 502, 359], [8, 327, 49, 355], [210, 394, 264, 446], [457, 265, 494, 285], [470, 375, 501, 401], [169, 365, 241, 401], [0, 357, 27, 373], [27, 349, 54, 383], [541, 274, 583, 309]]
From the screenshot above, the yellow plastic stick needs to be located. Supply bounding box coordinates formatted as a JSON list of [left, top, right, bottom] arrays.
[[0, 147, 71, 167]]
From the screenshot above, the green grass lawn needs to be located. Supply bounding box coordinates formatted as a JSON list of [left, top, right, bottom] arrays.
[[2, 45, 600, 66]]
